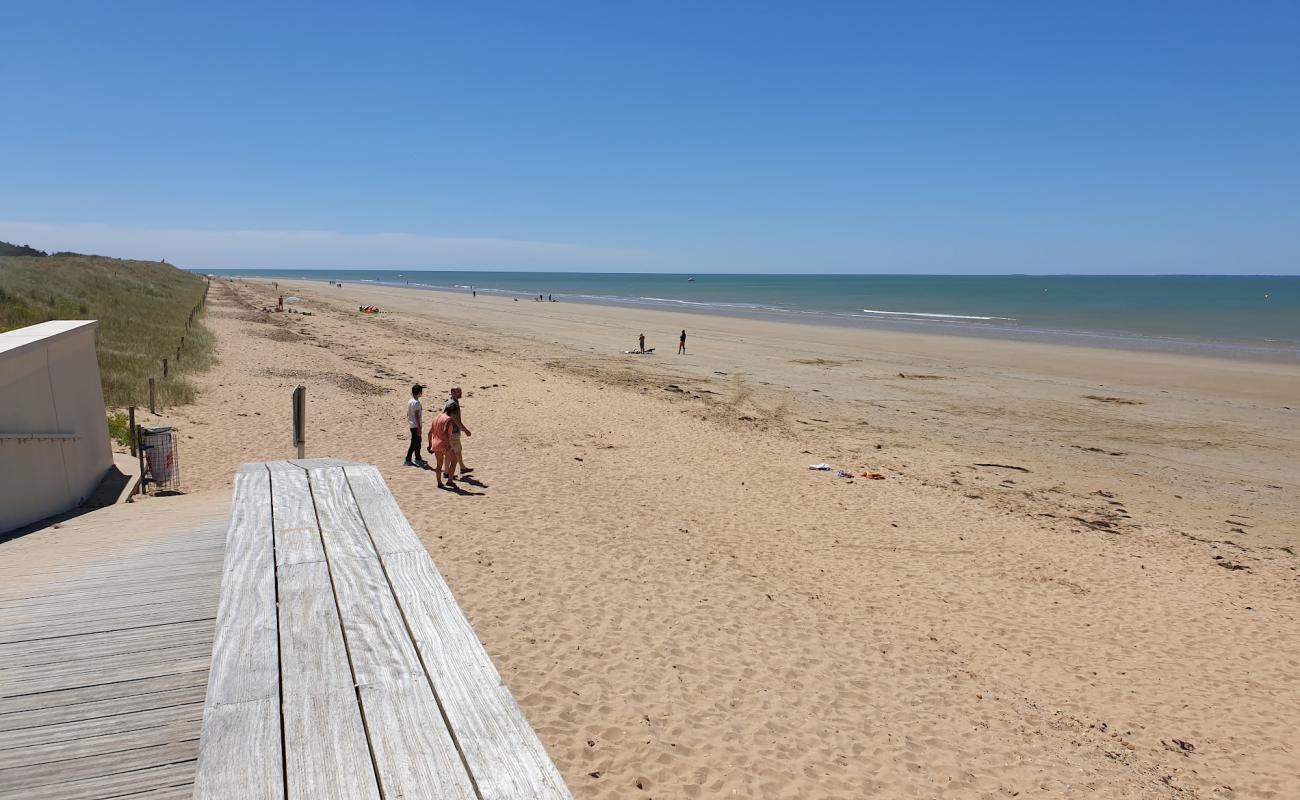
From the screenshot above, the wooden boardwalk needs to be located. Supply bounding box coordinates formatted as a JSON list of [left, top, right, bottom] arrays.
[[194, 459, 572, 799], [0, 492, 229, 800]]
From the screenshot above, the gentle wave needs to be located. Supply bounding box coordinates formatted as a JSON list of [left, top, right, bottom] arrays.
[[639, 296, 785, 311], [860, 308, 1016, 322]]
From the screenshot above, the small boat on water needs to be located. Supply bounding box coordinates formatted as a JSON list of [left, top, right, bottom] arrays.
[[687, 277, 696, 282]]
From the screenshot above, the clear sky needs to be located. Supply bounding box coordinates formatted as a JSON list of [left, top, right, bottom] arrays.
[[2, 1, 1297, 273]]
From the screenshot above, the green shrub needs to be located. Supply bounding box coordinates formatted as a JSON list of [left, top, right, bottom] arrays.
[[106, 411, 134, 448]]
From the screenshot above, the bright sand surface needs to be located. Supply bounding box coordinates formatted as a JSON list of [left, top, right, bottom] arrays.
[[152, 277, 1299, 798]]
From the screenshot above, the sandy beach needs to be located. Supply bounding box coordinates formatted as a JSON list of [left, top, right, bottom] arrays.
[[148, 277, 1299, 799]]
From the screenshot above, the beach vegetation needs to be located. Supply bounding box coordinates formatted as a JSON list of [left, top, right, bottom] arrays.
[[0, 248, 214, 407], [106, 411, 134, 448]]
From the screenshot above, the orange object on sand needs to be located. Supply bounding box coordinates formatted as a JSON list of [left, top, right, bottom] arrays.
[[861, 471, 886, 480]]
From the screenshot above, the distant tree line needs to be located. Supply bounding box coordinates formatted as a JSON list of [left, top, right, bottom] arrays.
[[0, 240, 49, 257], [0, 241, 93, 258]]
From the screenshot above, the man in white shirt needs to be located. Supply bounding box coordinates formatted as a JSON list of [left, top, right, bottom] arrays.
[[404, 384, 427, 467]]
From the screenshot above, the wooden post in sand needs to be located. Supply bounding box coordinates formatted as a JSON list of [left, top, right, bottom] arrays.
[[128, 406, 137, 457], [135, 424, 146, 495], [148, 378, 157, 414], [292, 385, 306, 459], [162, 358, 169, 378]]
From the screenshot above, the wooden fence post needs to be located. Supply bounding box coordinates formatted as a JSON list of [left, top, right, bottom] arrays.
[[163, 358, 168, 378], [128, 406, 137, 457], [136, 424, 147, 496], [292, 385, 306, 459]]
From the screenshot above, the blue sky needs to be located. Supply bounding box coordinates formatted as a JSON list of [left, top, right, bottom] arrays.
[[2, 1, 1297, 273]]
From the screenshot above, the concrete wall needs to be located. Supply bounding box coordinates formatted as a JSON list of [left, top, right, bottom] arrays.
[[0, 321, 113, 533]]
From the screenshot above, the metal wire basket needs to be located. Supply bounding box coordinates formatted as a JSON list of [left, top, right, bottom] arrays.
[[139, 426, 181, 492]]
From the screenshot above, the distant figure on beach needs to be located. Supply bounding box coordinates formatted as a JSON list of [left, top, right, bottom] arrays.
[[638, 332, 646, 352], [276, 295, 284, 312], [679, 330, 687, 354], [445, 387, 473, 477], [404, 384, 426, 468], [472, 289, 476, 297]]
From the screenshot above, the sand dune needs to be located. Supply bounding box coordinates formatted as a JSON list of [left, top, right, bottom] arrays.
[[147, 277, 1300, 799]]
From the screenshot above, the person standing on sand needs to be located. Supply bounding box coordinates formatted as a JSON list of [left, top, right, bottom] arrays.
[[404, 384, 426, 467], [426, 407, 455, 488], [679, 329, 687, 354], [445, 387, 473, 476], [638, 332, 645, 352]]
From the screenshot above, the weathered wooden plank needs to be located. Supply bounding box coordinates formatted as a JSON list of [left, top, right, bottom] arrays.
[[383, 549, 574, 799], [277, 561, 380, 800], [0, 589, 220, 621], [192, 698, 281, 800], [308, 466, 475, 796], [0, 719, 199, 769], [0, 718, 199, 770], [340, 466, 425, 555], [0, 669, 209, 716], [308, 475, 426, 689], [359, 679, 478, 800], [307, 468, 387, 562], [0, 701, 204, 751], [0, 655, 212, 698], [0, 682, 206, 733], [0, 641, 215, 687], [0, 622, 213, 670], [0, 565, 222, 602], [0, 737, 198, 793], [0, 608, 217, 647], [191, 467, 282, 800], [0, 570, 223, 606], [20, 760, 196, 800], [264, 460, 305, 472], [283, 687, 384, 800], [291, 458, 360, 469], [269, 467, 326, 566], [203, 469, 278, 706]]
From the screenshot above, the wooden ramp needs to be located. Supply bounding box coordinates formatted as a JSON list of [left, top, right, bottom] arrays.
[[0, 492, 229, 800], [194, 459, 572, 800]]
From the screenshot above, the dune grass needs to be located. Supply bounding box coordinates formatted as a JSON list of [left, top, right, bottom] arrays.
[[0, 254, 214, 407]]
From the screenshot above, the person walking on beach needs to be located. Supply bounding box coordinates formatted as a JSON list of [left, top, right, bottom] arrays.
[[428, 402, 471, 488], [638, 332, 646, 352], [426, 407, 454, 488], [445, 387, 473, 476], [404, 384, 426, 467], [678, 329, 687, 354]]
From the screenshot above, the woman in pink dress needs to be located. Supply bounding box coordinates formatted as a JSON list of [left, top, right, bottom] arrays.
[[426, 410, 456, 488]]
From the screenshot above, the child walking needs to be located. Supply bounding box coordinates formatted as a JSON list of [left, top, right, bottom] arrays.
[[427, 404, 471, 488]]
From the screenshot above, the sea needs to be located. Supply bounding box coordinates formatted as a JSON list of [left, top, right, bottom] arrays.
[[211, 271, 1300, 362]]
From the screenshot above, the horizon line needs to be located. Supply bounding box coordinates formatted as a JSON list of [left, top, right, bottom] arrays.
[[201, 268, 1300, 278]]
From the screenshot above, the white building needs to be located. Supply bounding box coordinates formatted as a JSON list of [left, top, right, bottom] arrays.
[[0, 320, 113, 534]]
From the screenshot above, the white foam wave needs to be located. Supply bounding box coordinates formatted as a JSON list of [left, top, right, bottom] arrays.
[[860, 308, 1016, 321], [639, 296, 782, 311]]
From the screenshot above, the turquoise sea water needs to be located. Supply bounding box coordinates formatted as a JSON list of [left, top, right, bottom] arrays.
[[213, 271, 1300, 361]]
